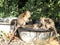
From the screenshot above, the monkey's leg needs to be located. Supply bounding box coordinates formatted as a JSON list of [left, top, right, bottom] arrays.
[[53, 27, 60, 43]]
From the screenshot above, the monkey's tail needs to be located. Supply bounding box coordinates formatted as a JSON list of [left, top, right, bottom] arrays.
[[6, 20, 19, 45]]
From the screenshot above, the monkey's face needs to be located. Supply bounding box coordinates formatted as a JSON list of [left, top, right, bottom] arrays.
[[25, 11, 31, 18], [40, 17, 52, 25], [23, 11, 31, 23], [40, 17, 46, 27]]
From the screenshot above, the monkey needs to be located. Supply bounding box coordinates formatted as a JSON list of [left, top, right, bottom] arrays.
[[17, 10, 31, 27], [10, 10, 31, 28], [40, 17, 56, 31], [40, 17, 54, 30], [7, 10, 31, 45], [10, 10, 31, 31], [40, 17, 59, 42]]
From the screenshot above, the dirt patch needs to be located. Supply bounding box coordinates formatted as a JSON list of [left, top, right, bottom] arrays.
[[0, 36, 60, 45]]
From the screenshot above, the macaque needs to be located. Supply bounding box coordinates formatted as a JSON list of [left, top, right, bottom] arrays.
[[40, 17, 54, 30], [7, 11, 31, 44], [40, 17, 59, 41], [10, 10, 31, 28], [10, 10, 31, 31], [17, 10, 31, 27]]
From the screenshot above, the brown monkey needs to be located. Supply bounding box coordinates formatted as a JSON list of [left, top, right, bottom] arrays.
[[17, 10, 31, 27], [7, 11, 31, 44], [40, 17, 59, 41], [40, 17, 55, 30], [10, 10, 31, 31]]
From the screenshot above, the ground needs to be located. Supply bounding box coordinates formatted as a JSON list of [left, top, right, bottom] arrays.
[[0, 36, 60, 45]]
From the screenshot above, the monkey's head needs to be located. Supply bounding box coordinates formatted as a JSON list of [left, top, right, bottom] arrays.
[[44, 18, 51, 24], [40, 17, 52, 24], [39, 17, 45, 24], [24, 10, 31, 18], [44, 18, 54, 26], [23, 11, 31, 23]]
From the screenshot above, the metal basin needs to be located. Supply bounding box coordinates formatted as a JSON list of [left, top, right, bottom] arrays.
[[18, 27, 54, 43]]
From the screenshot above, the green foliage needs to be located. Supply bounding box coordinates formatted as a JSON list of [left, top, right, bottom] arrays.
[[0, 0, 4, 7], [0, 0, 60, 21], [0, 0, 19, 18], [0, 0, 4, 17], [19, 0, 60, 20], [4, 0, 19, 17]]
